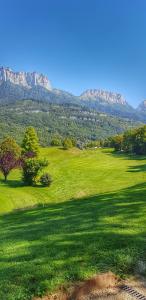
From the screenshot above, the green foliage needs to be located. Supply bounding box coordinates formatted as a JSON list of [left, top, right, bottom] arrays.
[[0, 100, 141, 146], [0, 137, 21, 181], [51, 135, 62, 146], [85, 140, 100, 148], [107, 125, 146, 155], [40, 173, 52, 187], [130, 125, 146, 155], [110, 134, 124, 151], [22, 126, 39, 156], [22, 158, 48, 186], [70, 137, 77, 147], [62, 138, 73, 149]]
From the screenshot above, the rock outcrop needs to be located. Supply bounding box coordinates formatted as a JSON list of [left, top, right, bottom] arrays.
[[80, 89, 127, 105], [0, 67, 52, 90], [0, 66, 145, 121]]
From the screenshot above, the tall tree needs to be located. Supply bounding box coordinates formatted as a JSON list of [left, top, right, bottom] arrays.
[[22, 127, 39, 157], [0, 137, 21, 181]]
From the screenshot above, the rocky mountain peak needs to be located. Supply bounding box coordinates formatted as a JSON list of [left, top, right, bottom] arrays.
[[80, 89, 127, 105], [0, 66, 52, 90], [137, 100, 146, 111]]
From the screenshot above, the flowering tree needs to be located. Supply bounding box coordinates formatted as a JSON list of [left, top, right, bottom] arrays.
[[0, 137, 21, 181]]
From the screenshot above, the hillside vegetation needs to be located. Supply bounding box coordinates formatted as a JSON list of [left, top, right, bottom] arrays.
[[0, 100, 141, 145], [0, 148, 146, 299]]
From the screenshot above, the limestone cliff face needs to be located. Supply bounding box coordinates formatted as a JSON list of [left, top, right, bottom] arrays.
[[80, 89, 127, 105], [0, 66, 144, 121], [0, 67, 52, 90]]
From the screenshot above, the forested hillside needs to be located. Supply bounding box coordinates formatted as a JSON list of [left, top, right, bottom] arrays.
[[0, 99, 141, 145]]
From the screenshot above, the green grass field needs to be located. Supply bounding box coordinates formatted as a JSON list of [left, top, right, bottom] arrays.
[[0, 147, 146, 300]]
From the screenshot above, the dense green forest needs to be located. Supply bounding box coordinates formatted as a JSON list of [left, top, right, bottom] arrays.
[[105, 125, 146, 155], [0, 99, 141, 145]]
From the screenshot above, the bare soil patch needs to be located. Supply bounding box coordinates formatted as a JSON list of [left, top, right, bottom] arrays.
[[33, 273, 146, 300]]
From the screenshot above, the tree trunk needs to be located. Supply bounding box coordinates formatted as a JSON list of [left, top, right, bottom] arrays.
[[4, 174, 7, 182]]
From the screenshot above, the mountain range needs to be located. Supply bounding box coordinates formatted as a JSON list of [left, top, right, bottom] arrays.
[[0, 66, 145, 145], [0, 66, 146, 121]]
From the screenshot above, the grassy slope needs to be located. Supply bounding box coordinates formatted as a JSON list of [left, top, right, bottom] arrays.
[[0, 148, 146, 299]]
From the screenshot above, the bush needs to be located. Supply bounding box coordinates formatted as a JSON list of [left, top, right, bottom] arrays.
[[62, 138, 73, 150], [22, 158, 48, 186], [51, 136, 62, 146], [40, 173, 52, 187]]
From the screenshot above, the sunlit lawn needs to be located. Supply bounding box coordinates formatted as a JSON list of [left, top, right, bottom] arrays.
[[0, 148, 146, 299]]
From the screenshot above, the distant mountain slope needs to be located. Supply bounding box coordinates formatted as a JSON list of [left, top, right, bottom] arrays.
[[0, 100, 141, 145], [79, 89, 139, 120], [0, 66, 145, 122], [0, 80, 79, 105], [137, 100, 146, 112], [136, 100, 146, 121]]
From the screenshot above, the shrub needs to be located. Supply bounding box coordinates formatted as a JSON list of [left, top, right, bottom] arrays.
[[62, 138, 73, 150], [51, 136, 62, 146], [22, 158, 48, 186], [40, 173, 52, 187]]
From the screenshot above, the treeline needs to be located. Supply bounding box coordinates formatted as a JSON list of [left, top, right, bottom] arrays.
[[104, 125, 146, 155]]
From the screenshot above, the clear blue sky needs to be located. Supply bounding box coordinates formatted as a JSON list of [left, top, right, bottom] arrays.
[[0, 0, 146, 107]]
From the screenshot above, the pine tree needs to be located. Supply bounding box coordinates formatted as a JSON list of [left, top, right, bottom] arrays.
[[22, 127, 39, 157]]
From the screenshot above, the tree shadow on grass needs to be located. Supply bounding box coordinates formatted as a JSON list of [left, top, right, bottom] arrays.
[[0, 178, 24, 188], [102, 149, 146, 161], [0, 178, 47, 189], [127, 164, 146, 172], [0, 182, 146, 299]]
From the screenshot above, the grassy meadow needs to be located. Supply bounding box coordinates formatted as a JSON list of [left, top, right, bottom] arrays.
[[0, 147, 146, 299]]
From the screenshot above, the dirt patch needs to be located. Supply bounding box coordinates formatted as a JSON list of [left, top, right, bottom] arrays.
[[71, 272, 119, 300], [75, 190, 88, 198], [33, 273, 146, 300]]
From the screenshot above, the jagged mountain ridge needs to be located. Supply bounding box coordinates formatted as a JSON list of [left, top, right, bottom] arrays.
[[79, 88, 138, 120], [80, 89, 127, 105], [0, 66, 145, 121], [0, 67, 52, 90]]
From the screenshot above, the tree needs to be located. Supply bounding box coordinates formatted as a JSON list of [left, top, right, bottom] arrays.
[[22, 127, 39, 157], [122, 125, 146, 155], [0, 137, 21, 181], [133, 126, 146, 155], [111, 135, 124, 151], [62, 138, 73, 150], [22, 158, 48, 186]]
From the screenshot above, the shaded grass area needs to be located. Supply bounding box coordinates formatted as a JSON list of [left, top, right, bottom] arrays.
[[0, 182, 146, 299], [0, 148, 146, 299]]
